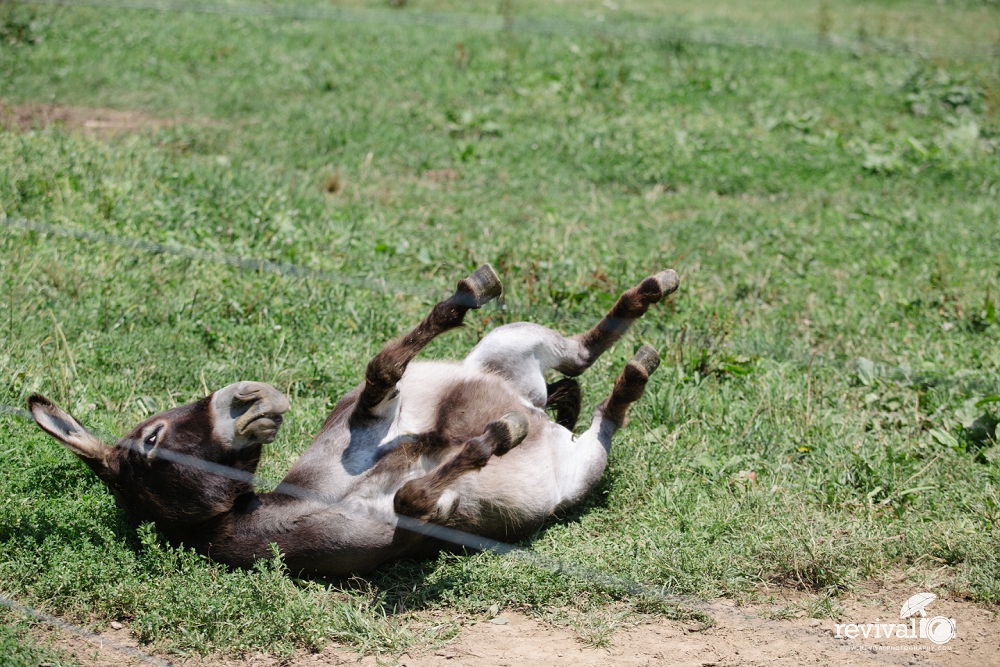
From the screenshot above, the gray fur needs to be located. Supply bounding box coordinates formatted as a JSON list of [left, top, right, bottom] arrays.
[[29, 267, 679, 576]]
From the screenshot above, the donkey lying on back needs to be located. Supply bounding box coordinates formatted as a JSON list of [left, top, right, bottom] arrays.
[[29, 265, 678, 576]]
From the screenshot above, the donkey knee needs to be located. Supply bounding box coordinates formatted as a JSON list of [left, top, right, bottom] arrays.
[[392, 412, 528, 521]]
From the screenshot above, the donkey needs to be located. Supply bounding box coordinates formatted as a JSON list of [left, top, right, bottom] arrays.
[[29, 265, 678, 576]]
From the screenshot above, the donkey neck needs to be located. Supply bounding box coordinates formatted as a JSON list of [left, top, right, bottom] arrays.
[[168, 491, 403, 577]]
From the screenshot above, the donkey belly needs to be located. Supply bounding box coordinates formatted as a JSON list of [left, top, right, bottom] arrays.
[[283, 361, 559, 553], [397, 364, 565, 539], [445, 420, 569, 539], [282, 362, 535, 494], [393, 362, 538, 436]]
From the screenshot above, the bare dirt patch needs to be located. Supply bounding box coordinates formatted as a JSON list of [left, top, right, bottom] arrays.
[[422, 169, 459, 183], [31, 583, 1000, 667], [0, 102, 209, 136]]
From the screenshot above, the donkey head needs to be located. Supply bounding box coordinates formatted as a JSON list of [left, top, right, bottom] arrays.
[[28, 382, 289, 529]]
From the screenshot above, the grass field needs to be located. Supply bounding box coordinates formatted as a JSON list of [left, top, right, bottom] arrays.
[[2, 0, 1000, 660]]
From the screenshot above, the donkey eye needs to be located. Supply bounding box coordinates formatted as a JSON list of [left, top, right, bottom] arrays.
[[142, 425, 163, 453]]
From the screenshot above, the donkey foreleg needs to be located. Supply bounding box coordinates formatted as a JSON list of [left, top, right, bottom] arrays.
[[393, 412, 529, 522], [351, 264, 502, 426]]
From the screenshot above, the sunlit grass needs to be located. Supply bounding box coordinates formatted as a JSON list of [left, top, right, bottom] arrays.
[[1, 0, 998, 658]]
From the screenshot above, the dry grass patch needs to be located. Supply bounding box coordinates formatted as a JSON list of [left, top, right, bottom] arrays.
[[0, 101, 212, 137]]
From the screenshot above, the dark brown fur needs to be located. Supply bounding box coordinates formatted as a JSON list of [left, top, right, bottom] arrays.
[[545, 378, 582, 430], [29, 266, 678, 577], [565, 274, 676, 375], [352, 266, 501, 426]]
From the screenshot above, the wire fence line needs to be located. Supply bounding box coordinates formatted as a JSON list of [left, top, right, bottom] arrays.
[[1, 399, 701, 663], [0, 216, 435, 300], [0, 402, 32, 419], [0, 399, 696, 608], [2, 223, 694, 656], [0, 215, 669, 327], [2, 215, 864, 381], [8, 213, 927, 381], [13, 0, 998, 59], [0, 594, 176, 667], [0, 217, 698, 653]]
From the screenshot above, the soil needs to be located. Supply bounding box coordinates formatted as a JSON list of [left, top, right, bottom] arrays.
[[31, 582, 1000, 667], [0, 102, 209, 136]]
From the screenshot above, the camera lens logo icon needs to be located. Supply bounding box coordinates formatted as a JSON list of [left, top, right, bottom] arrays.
[[900, 593, 956, 645], [921, 616, 957, 645]]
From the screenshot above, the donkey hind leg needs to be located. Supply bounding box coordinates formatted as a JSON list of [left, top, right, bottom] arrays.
[[393, 412, 530, 522], [565, 269, 678, 374], [462, 269, 678, 408], [553, 345, 661, 509], [351, 264, 502, 426]]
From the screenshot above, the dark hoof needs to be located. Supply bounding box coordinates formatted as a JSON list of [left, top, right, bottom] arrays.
[[626, 345, 661, 379], [490, 411, 529, 456], [638, 269, 680, 304], [631, 345, 661, 375], [605, 346, 661, 426], [456, 264, 503, 308]]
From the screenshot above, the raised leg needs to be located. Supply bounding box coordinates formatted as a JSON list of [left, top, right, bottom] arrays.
[[351, 264, 502, 426], [567, 269, 678, 374], [462, 269, 678, 408], [552, 345, 661, 509], [600, 345, 661, 426], [393, 412, 529, 521]]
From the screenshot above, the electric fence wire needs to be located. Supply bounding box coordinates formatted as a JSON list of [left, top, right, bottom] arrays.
[[0, 400, 702, 665], [13, 0, 999, 60], [0, 231, 689, 664], [0, 593, 177, 667], [10, 215, 984, 382], [0, 218, 695, 660], [0, 402, 31, 419], [0, 217, 685, 612], [0, 215, 661, 327], [0, 216, 433, 299]]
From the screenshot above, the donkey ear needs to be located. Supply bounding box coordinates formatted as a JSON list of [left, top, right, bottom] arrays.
[[27, 394, 108, 462]]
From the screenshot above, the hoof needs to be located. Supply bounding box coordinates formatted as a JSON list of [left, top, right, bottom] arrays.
[[638, 269, 680, 304], [455, 263, 503, 308], [625, 345, 661, 381], [605, 346, 661, 426], [491, 411, 529, 456]]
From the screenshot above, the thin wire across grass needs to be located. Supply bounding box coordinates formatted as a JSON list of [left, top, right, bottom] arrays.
[[12, 0, 998, 59], [0, 594, 174, 667], [0, 399, 705, 664]]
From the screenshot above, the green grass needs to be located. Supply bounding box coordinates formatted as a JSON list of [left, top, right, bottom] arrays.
[[2, 0, 1000, 659], [0, 620, 79, 667]]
